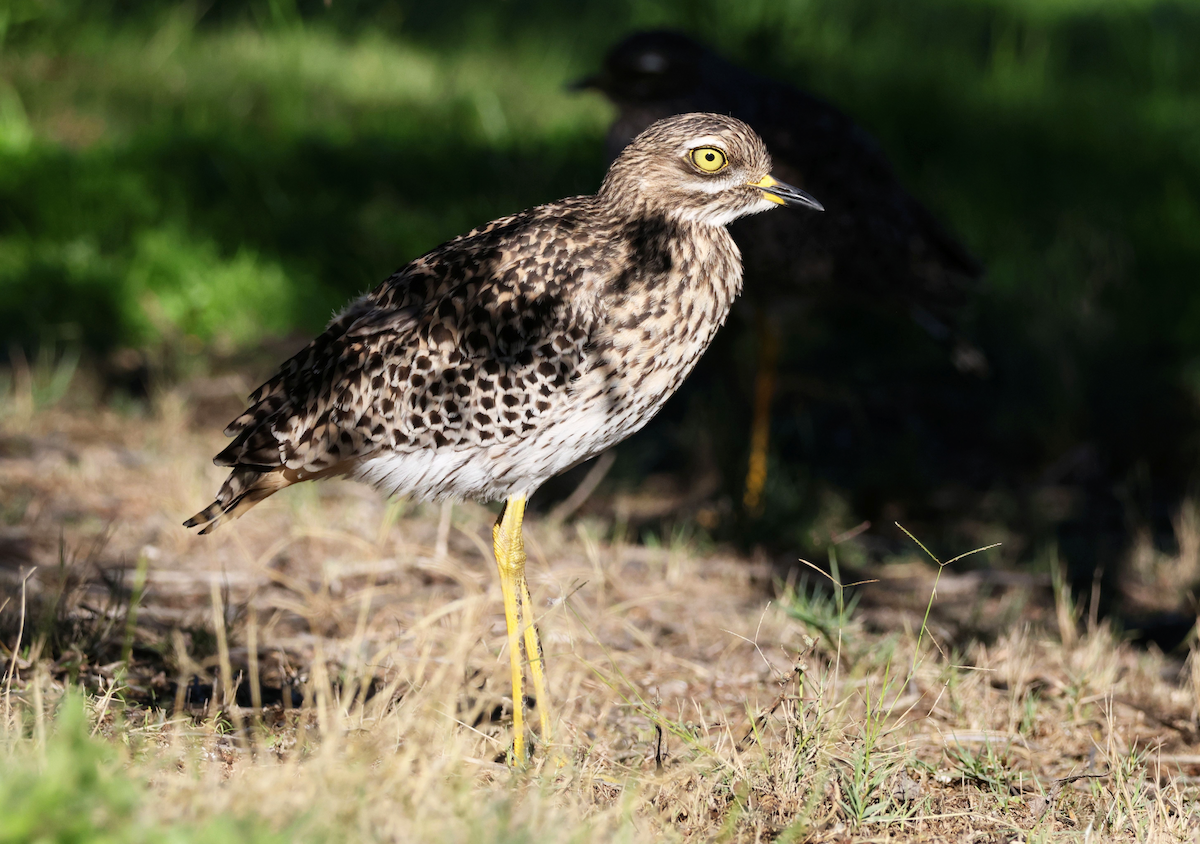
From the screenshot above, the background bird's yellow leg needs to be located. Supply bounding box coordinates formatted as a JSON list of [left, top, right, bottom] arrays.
[[517, 576, 552, 745], [493, 495, 528, 763], [743, 311, 779, 515]]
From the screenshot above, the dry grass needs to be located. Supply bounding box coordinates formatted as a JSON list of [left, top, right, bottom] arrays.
[[3, 370, 1200, 842]]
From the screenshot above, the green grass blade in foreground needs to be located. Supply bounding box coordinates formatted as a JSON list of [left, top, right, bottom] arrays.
[[895, 523, 1001, 686]]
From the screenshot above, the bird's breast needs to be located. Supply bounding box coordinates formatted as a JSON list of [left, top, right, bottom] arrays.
[[584, 225, 742, 423]]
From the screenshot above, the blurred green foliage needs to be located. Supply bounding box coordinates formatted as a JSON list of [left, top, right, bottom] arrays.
[[0, 0, 613, 352], [2, 0, 1200, 563]]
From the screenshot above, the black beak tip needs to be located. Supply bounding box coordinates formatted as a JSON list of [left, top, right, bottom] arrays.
[[782, 185, 824, 212], [771, 187, 824, 212], [783, 185, 823, 212], [757, 177, 823, 212]]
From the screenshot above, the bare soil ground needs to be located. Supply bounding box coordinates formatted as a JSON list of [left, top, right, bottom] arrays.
[[3, 374, 1200, 842]]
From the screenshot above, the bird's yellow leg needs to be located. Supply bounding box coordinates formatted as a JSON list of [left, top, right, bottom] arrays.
[[494, 495, 529, 763], [743, 311, 779, 514], [517, 574, 552, 746]]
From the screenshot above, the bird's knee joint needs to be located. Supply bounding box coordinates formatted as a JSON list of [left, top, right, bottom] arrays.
[[496, 549, 528, 578]]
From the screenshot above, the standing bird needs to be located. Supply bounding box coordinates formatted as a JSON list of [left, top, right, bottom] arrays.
[[577, 32, 984, 518], [184, 113, 822, 761]]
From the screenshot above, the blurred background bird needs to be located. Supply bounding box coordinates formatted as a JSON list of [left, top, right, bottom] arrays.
[[568, 31, 990, 549]]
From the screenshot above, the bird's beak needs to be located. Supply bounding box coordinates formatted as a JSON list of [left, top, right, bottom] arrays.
[[568, 73, 602, 92], [749, 175, 824, 211]]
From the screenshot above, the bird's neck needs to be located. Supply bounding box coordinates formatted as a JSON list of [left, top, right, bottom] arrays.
[[586, 192, 744, 321], [596, 187, 753, 234]]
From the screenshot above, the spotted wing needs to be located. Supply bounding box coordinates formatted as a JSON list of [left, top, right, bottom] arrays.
[[213, 199, 606, 477]]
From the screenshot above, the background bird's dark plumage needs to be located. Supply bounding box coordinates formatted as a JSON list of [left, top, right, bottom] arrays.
[[570, 31, 993, 552], [587, 31, 984, 325]]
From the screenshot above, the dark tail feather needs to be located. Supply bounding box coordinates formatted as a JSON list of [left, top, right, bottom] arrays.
[[183, 499, 225, 530], [184, 466, 292, 534]]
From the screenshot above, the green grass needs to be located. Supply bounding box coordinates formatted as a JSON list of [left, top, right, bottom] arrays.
[[0, 4, 612, 352]]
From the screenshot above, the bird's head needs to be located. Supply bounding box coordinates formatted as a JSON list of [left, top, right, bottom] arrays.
[[600, 113, 823, 226], [574, 30, 708, 104]]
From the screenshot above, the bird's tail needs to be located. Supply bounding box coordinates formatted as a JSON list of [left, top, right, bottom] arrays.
[[184, 466, 294, 535]]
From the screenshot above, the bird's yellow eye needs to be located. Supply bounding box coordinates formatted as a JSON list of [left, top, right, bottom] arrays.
[[690, 147, 728, 173]]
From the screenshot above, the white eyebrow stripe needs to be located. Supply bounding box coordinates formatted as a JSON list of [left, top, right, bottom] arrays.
[[676, 136, 728, 155]]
